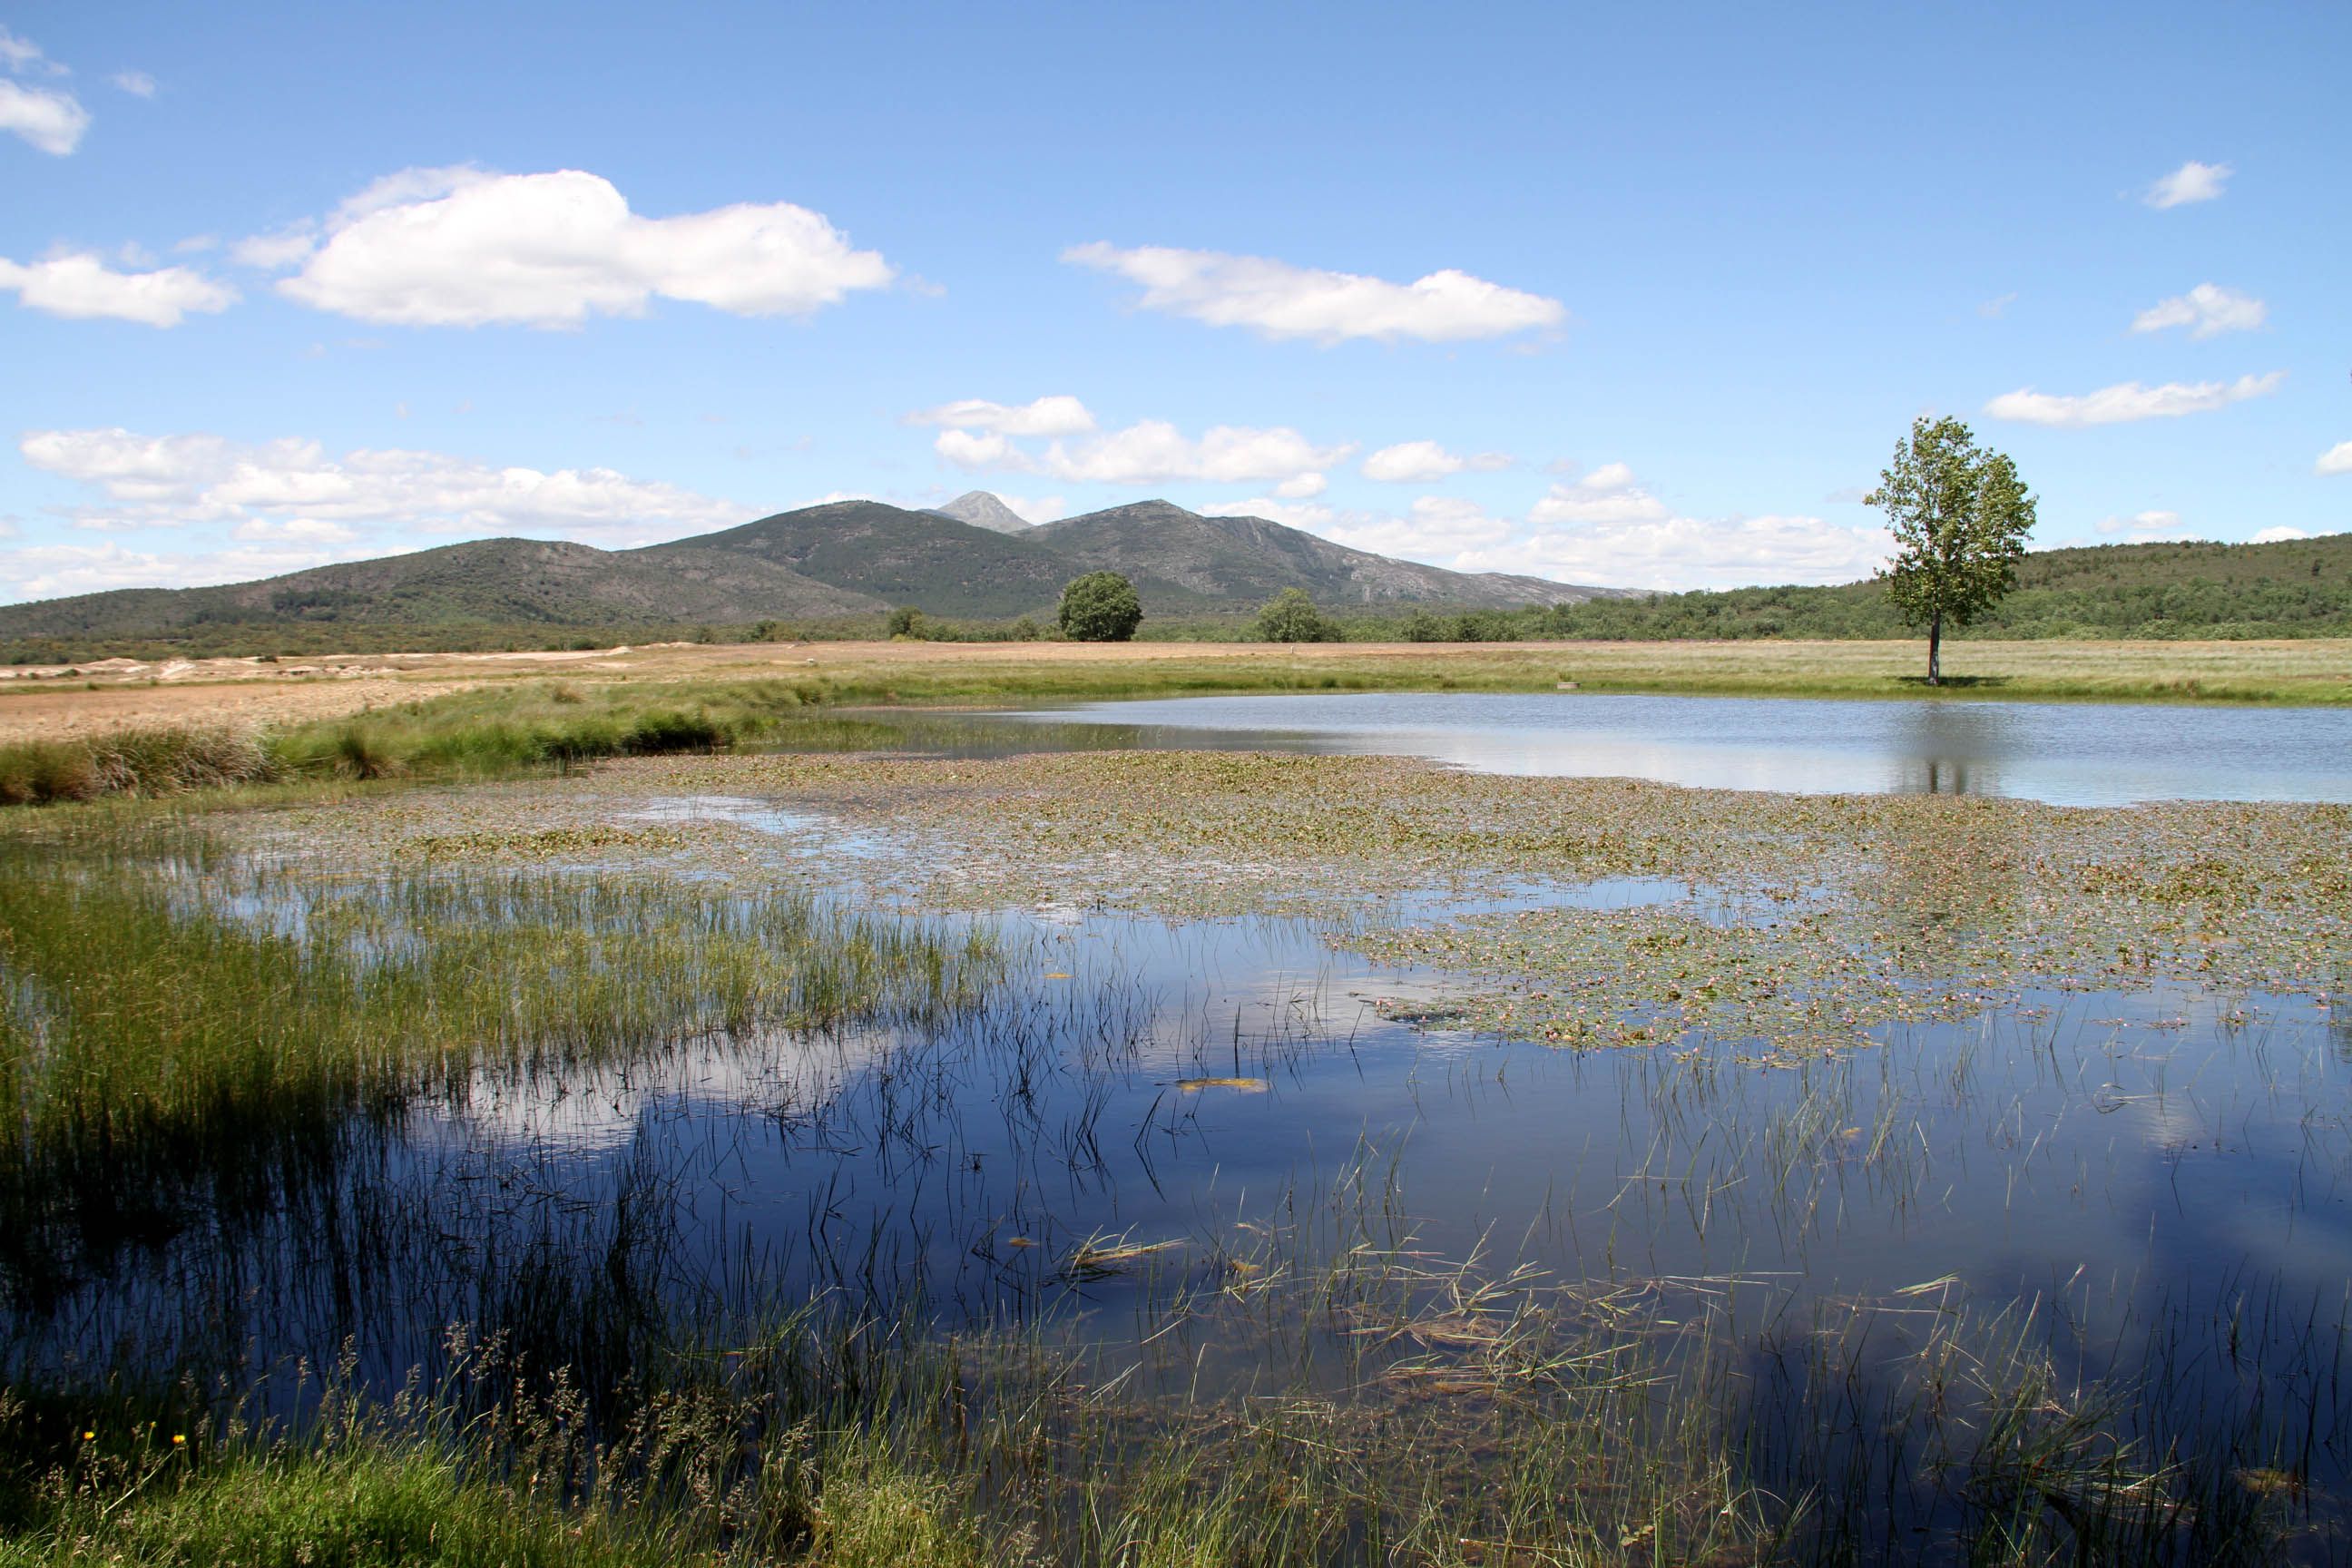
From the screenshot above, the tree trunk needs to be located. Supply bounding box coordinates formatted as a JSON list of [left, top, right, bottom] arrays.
[[1927, 613, 1943, 686]]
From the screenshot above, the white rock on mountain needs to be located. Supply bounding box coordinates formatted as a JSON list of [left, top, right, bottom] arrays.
[[928, 490, 1037, 534]]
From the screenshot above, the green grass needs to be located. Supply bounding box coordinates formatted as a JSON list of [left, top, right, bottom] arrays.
[[0, 823, 996, 1290]]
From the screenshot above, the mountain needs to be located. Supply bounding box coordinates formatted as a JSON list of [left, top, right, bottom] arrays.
[[1033, 501, 1600, 610], [0, 536, 880, 641], [0, 494, 1622, 648], [926, 490, 1035, 534], [633, 500, 1078, 617]]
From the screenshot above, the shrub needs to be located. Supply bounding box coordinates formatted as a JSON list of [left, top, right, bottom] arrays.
[[1057, 573, 1142, 642], [1256, 588, 1341, 643]]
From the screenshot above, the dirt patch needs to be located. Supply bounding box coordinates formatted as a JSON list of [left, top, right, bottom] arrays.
[[0, 676, 480, 742]]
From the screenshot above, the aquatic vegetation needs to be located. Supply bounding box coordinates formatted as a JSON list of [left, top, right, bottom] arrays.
[[5, 734, 2349, 1563]]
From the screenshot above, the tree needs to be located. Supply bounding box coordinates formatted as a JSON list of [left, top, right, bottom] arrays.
[[885, 605, 925, 639], [1400, 608, 1444, 642], [1256, 587, 1341, 643], [1057, 572, 1142, 642], [1866, 416, 2035, 685]]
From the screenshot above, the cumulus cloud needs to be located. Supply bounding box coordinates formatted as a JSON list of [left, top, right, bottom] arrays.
[[1063, 241, 1564, 344], [934, 429, 1030, 472], [1324, 496, 1517, 559], [1984, 372, 2282, 426], [1459, 513, 1896, 593], [2317, 442, 2352, 476], [1528, 463, 1671, 524], [0, 251, 237, 326], [0, 538, 444, 601], [2250, 526, 2313, 544], [2131, 283, 2265, 338], [906, 395, 1094, 436], [1038, 420, 1351, 487], [2143, 160, 2230, 209], [0, 78, 89, 155], [246, 167, 895, 328], [1208, 477, 1891, 593], [19, 426, 751, 545], [111, 70, 155, 97], [1359, 440, 1512, 483]]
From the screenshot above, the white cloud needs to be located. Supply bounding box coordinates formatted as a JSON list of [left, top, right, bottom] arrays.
[[20, 426, 750, 546], [2316, 442, 2352, 477], [0, 78, 89, 155], [2143, 160, 2230, 210], [0, 540, 386, 601], [1461, 513, 1896, 592], [230, 226, 321, 270], [906, 395, 1094, 436], [2131, 283, 2265, 338], [1318, 495, 1516, 559], [0, 26, 47, 73], [231, 517, 359, 544], [933, 429, 1030, 472], [1528, 463, 1669, 524], [2250, 526, 2312, 544], [1039, 420, 1353, 485], [1360, 440, 1512, 483], [990, 493, 1065, 524], [1205, 482, 1889, 593], [0, 251, 237, 326], [1274, 472, 1328, 499], [2096, 510, 2200, 544], [251, 167, 895, 328], [1063, 241, 1564, 344], [1984, 372, 2282, 426], [1978, 292, 2018, 319], [111, 70, 155, 98]]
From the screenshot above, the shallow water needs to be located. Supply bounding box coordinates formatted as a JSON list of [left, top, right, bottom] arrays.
[[980, 691, 2352, 806], [10, 755, 2352, 1559]]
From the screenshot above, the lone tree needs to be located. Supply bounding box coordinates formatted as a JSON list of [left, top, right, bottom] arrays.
[[1057, 571, 1142, 642], [1256, 587, 1341, 643], [1866, 416, 2035, 685]]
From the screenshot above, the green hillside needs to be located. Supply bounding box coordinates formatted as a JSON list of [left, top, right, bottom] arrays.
[[0, 537, 879, 644], [4, 503, 2344, 663], [632, 501, 1083, 618], [1032, 502, 1587, 609], [1504, 533, 2352, 642]]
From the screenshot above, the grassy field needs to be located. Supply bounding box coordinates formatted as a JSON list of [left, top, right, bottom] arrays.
[[4, 634, 2343, 806]]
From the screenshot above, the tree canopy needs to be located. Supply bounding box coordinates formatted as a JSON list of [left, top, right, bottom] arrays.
[[1866, 416, 2036, 683], [1056, 572, 1142, 642], [1255, 588, 1342, 643]]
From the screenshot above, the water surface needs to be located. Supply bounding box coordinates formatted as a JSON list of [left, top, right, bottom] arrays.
[[984, 691, 2352, 806]]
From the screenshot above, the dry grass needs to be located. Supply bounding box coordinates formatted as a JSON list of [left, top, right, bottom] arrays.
[[5, 633, 2347, 744]]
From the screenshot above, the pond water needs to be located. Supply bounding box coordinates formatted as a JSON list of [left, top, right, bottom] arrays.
[[982, 691, 2352, 806], [10, 719, 2352, 1560]]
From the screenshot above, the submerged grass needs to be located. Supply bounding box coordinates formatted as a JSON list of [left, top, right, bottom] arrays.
[[0, 822, 998, 1298]]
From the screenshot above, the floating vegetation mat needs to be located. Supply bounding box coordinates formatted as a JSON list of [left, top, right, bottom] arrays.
[[245, 750, 2352, 1063]]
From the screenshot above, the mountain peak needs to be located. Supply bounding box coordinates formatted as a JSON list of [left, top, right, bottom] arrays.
[[928, 491, 1036, 534]]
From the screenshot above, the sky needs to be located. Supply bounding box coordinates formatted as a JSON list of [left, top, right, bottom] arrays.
[[1, 2, 2345, 605]]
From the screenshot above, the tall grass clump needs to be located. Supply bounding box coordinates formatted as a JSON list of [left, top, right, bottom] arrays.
[[0, 826, 999, 1294], [0, 728, 279, 806]]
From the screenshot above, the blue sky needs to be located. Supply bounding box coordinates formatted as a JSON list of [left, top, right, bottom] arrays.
[[1, 2, 2344, 603]]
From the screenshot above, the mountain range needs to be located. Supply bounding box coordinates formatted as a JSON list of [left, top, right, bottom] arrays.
[[0, 495, 1625, 642]]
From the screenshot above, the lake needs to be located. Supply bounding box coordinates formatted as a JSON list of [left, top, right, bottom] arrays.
[[7, 699, 2350, 1562], [985, 691, 2352, 806]]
